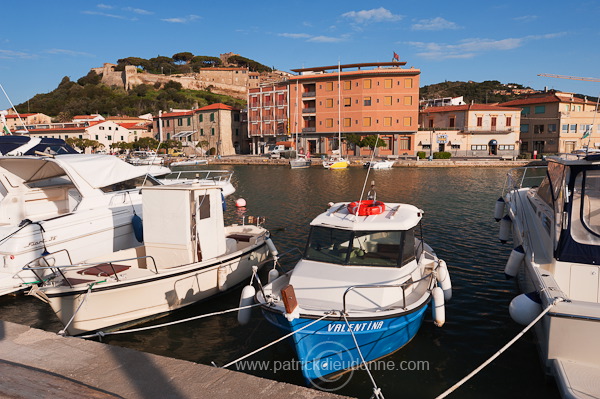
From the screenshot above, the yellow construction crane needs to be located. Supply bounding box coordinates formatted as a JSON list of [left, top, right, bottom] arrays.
[[538, 73, 600, 82]]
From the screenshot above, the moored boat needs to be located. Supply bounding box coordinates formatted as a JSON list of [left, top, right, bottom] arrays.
[[363, 159, 395, 170], [256, 186, 451, 382], [498, 153, 600, 399], [26, 183, 276, 335]]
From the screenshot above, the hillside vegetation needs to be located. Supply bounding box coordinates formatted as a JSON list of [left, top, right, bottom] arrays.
[[14, 75, 246, 120], [419, 80, 530, 104]]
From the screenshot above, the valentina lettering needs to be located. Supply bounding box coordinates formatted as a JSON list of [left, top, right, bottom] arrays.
[[327, 321, 384, 333]]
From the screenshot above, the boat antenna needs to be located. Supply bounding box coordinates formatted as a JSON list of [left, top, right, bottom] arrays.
[[0, 83, 29, 134], [358, 135, 381, 203]]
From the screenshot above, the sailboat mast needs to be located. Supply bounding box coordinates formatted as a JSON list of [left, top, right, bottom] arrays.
[[338, 60, 342, 156]]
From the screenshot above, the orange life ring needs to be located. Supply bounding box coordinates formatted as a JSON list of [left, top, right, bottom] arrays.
[[347, 200, 386, 216]]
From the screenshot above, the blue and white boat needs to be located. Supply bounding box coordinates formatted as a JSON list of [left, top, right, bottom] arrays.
[[256, 192, 452, 382]]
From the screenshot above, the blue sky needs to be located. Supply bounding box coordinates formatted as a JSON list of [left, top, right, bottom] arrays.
[[2, 1, 600, 111]]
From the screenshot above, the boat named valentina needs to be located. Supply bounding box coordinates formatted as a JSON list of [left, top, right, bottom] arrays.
[[26, 183, 277, 335], [256, 187, 451, 382], [497, 153, 600, 399]]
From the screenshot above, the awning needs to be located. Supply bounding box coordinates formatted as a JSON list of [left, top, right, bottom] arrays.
[[172, 131, 195, 139]]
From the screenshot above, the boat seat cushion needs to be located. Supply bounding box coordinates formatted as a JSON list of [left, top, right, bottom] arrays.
[[78, 263, 130, 276]]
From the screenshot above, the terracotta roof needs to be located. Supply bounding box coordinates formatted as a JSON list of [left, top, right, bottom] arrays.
[[6, 113, 36, 119], [196, 103, 236, 111], [73, 115, 102, 119], [499, 93, 588, 107], [28, 126, 87, 132], [422, 104, 521, 113], [160, 111, 194, 118], [119, 122, 149, 129]]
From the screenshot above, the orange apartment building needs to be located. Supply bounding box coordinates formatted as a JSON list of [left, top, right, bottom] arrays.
[[248, 62, 420, 157]]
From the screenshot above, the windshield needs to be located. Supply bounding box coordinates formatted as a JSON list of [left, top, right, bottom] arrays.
[[100, 175, 160, 193], [571, 169, 600, 244], [304, 226, 416, 267]]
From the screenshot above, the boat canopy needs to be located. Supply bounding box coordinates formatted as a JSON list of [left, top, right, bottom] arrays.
[[0, 154, 151, 189]]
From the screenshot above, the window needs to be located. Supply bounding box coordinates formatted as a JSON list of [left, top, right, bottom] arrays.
[[211, 128, 215, 136], [404, 78, 413, 89], [364, 97, 372, 106], [235, 128, 239, 136], [363, 79, 372, 89], [234, 113, 240, 122], [99, 126, 105, 130], [403, 96, 412, 106], [471, 145, 487, 151], [521, 107, 530, 115], [571, 124, 577, 132], [107, 135, 112, 141], [200, 128, 204, 136], [521, 124, 529, 133], [384, 96, 392, 106], [491, 117, 497, 129], [325, 118, 334, 128], [384, 79, 392, 88], [187, 117, 191, 126], [562, 124, 569, 132], [178, 119, 183, 126], [326, 98, 334, 108], [120, 136, 124, 141], [363, 117, 371, 127], [343, 81, 351, 90], [95, 135, 98, 140], [343, 118, 351, 127], [326, 82, 334, 91], [506, 117, 512, 127], [383, 117, 392, 126], [534, 105, 546, 114], [548, 124, 557, 132], [498, 145, 515, 150], [344, 98, 351, 107], [199, 114, 203, 122], [210, 113, 215, 122], [449, 117, 455, 128], [403, 117, 412, 127], [399, 137, 410, 150], [477, 117, 483, 127]]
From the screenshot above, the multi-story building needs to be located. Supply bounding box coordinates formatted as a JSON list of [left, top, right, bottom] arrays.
[[3, 112, 52, 132], [27, 121, 149, 151], [500, 91, 600, 154], [153, 103, 247, 156], [248, 61, 421, 157], [419, 104, 521, 158]]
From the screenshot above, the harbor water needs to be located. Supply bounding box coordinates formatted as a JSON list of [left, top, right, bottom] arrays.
[[0, 165, 561, 398]]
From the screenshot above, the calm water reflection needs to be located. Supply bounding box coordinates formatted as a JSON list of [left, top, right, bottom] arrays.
[[0, 165, 560, 398]]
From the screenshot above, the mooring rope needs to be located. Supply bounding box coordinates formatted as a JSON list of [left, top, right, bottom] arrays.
[[219, 312, 331, 369], [342, 313, 385, 399], [78, 302, 263, 339], [59, 283, 98, 336], [435, 297, 563, 399]]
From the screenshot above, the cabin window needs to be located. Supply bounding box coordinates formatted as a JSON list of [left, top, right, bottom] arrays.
[[197, 195, 211, 220], [304, 226, 416, 267], [99, 175, 160, 193], [572, 170, 600, 243]]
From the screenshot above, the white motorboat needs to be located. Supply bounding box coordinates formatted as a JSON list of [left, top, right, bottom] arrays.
[[169, 158, 209, 167], [127, 151, 163, 166], [363, 159, 395, 169], [27, 183, 276, 335], [0, 154, 162, 295], [289, 153, 311, 169], [157, 169, 236, 197], [255, 185, 451, 382], [497, 153, 600, 399]]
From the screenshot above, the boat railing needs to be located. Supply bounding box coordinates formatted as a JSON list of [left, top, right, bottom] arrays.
[[504, 166, 547, 194], [162, 169, 233, 183], [341, 271, 435, 315], [23, 255, 159, 288]]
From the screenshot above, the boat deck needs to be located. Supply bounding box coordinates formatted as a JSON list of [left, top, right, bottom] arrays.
[[553, 358, 600, 399]]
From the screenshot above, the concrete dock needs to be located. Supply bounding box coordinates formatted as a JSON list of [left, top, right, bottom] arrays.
[[0, 320, 350, 399]]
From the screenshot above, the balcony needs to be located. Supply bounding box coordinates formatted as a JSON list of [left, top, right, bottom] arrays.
[[302, 127, 316, 133], [302, 108, 316, 114], [302, 92, 316, 98]]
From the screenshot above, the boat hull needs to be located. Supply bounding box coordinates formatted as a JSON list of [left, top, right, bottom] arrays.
[[44, 244, 270, 335], [323, 161, 349, 169], [261, 304, 429, 381]]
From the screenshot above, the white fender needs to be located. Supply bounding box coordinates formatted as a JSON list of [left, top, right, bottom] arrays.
[[265, 237, 278, 257], [237, 285, 256, 325], [437, 260, 452, 302], [217, 266, 228, 292], [509, 292, 542, 325], [499, 214, 512, 243], [268, 268, 279, 283], [432, 286, 445, 327], [504, 245, 525, 279], [494, 197, 505, 222]]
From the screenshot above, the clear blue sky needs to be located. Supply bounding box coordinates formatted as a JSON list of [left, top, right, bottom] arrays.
[[2, 1, 600, 111]]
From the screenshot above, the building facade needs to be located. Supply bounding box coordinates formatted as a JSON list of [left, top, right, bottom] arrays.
[[248, 61, 421, 157], [419, 104, 521, 158], [153, 103, 247, 156], [500, 91, 600, 154], [3, 113, 52, 132]]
